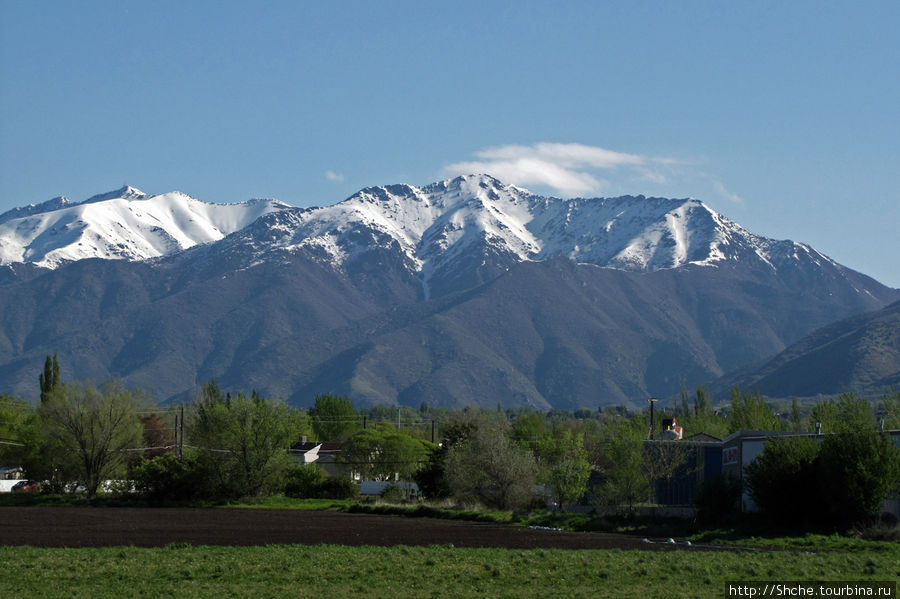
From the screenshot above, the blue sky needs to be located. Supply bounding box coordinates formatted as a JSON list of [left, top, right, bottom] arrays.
[[2, 1, 898, 286]]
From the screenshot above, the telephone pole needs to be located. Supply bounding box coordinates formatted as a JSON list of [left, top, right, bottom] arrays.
[[648, 398, 658, 440]]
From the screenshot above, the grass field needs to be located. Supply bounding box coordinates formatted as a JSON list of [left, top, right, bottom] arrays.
[[1, 495, 897, 597], [1, 542, 897, 599]]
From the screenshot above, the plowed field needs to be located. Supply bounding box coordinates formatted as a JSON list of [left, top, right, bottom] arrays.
[[0, 507, 699, 550]]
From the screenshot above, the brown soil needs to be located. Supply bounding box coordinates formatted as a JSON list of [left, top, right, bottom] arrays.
[[0, 507, 705, 550]]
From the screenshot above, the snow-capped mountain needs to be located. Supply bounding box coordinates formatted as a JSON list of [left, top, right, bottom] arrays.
[[0, 175, 896, 408], [0, 186, 288, 268], [0, 175, 849, 287], [206, 174, 849, 299]]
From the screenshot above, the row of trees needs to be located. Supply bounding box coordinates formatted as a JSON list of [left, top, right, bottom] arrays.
[[2, 359, 899, 525]]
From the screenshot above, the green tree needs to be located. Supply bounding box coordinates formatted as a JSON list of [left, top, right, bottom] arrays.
[[642, 440, 696, 504], [0, 394, 32, 465], [38, 381, 144, 497], [694, 385, 711, 416], [340, 428, 432, 481], [818, 429, 900, 524], [130, 453, 208, 502], [38, 354, 61, 403], [790, 398, 803, 432], [191, 384, 300, 497], [810, 393, 874, 434], [309, 394, 360, 442], [882, 389, 900, 430], [539, 429, 591, 509], [511, 409, 549, 450], [592, 420, 648, 513], [744, 436, 821, 524], [414, 412, 478, 499], [443, 414, 537, 510], [678, 387, 690, 417], [676, 386, 729, 439], [728, 388, 781, 433], [745, 399, 900, 527]]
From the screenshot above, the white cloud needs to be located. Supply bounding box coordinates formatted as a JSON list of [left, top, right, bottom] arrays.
[[443, 142, 650, 197], [442, 142, 745, 207], [711, 180, 744, 205], [325, 170, 345, 182]]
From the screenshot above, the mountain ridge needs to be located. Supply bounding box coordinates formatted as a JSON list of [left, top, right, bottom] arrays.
[[0, 175, 895, 407], [0, 188, 289, 268]]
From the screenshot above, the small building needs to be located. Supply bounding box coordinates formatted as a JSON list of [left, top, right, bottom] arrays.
[[289, 437, 321, 465], [359, 480, 421, 498], [289, 437, 345, 478]]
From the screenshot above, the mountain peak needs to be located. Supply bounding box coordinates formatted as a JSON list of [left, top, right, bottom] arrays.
[[0, 195, 73, 225], [0, 177, 880, 302], [442, 173, 517, 193], [81, 185, 148, 205], [0, 189, 288, 268]]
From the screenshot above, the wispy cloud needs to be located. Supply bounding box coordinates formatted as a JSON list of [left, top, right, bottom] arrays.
[[443, 142, 650, 197], [710, 179, 744, 205], [443, 142, 744, 207], [324, 170, 345, 182]]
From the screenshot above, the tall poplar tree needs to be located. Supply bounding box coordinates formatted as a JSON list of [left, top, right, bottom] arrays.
[[39, 354, 61, 402]]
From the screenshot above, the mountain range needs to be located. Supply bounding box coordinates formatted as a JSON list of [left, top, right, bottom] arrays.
[[0, 175, 896, 408]]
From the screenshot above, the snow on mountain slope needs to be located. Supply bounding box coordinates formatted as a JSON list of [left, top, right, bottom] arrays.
[[0, 175, 854, 293], [0, 187, 288, 267], [219, 174, 827, 286], [0, 196, 74, 226]]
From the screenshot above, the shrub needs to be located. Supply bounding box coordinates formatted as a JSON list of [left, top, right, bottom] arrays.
[[694, 474, 741, 524], [283, 464, 328, 498], [380, 484, 405, 503], [443, 415, 537, 511], [130, 454, 209, 502], [317, 477, 359, 500]]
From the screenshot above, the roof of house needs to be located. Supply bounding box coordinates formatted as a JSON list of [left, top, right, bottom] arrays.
[[684, 432, 722, 443], [289, 441, 321, 452]]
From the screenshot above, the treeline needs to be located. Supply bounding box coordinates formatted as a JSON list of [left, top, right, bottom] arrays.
[[1, 358, 899, 527]]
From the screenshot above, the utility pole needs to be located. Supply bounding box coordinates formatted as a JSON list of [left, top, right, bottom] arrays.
[[179, 404, 184, 459], [648, 398, 658, 440]]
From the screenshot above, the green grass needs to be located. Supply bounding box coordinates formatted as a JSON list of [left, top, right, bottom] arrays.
[[1, 543, 897, 599], [216, 495, 353, 511], [690, 529, 900, 552], [1, 496, 898, 597], [345, 501, 517, 523]]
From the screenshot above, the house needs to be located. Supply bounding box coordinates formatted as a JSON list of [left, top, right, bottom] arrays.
[[289, 437, 321, 465], [313, 442, 344, 478], [1, 466, 24, 480], [288, 438, 345, 478]]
